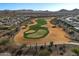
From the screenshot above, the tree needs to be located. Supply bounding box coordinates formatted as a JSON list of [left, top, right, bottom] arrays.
[[47, 42, 54, 52], [59, 47, 63, 51], [60, 52, 64, 55], [72, 48, 79, 56], [15, 49, 23, 56], [50, 41, 54, 47]]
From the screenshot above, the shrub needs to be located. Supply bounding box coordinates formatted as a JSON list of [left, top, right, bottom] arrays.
[[72, 48, 79, 55], [0, 39, 9, 45], [38, 49, 51, 56]]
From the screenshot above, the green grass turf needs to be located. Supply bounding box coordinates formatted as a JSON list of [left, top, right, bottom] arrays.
[[24, 18, 49, 39]]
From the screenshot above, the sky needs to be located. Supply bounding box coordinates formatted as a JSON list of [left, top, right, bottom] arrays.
[[0, 3, 79, 11]]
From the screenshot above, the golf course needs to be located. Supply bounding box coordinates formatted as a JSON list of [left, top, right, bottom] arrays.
[[14, 17, 71, 45], [24, 18, 49, 39]]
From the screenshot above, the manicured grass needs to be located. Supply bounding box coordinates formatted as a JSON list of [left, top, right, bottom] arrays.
[[36, 18, 47, 26], [24, 18, 49, 39], [29, 18, 47, 30], [24, 28, 49, 39], [29, 24, 41, 30]]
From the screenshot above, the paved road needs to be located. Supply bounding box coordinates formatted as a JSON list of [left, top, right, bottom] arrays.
[[68, 42, 79, 45]]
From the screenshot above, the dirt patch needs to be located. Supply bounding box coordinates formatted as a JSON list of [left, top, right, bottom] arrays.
[[14, 17, 71, 45]]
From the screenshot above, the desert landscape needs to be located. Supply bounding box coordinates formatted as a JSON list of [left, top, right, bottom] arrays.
[[0, 3, 79, 56], [14, 17, 71, 45]]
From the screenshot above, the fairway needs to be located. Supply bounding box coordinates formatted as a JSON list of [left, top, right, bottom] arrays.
[[25, 29, 48, 39], [24, 18, 49, 39]]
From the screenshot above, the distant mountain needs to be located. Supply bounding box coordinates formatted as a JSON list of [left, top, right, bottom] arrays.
[[58, 9, 69, 12], [0, 9, 79, 17], [58, 8, 79, 13], [71, 8, 79, 12], [0, 8, 79, 13]]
